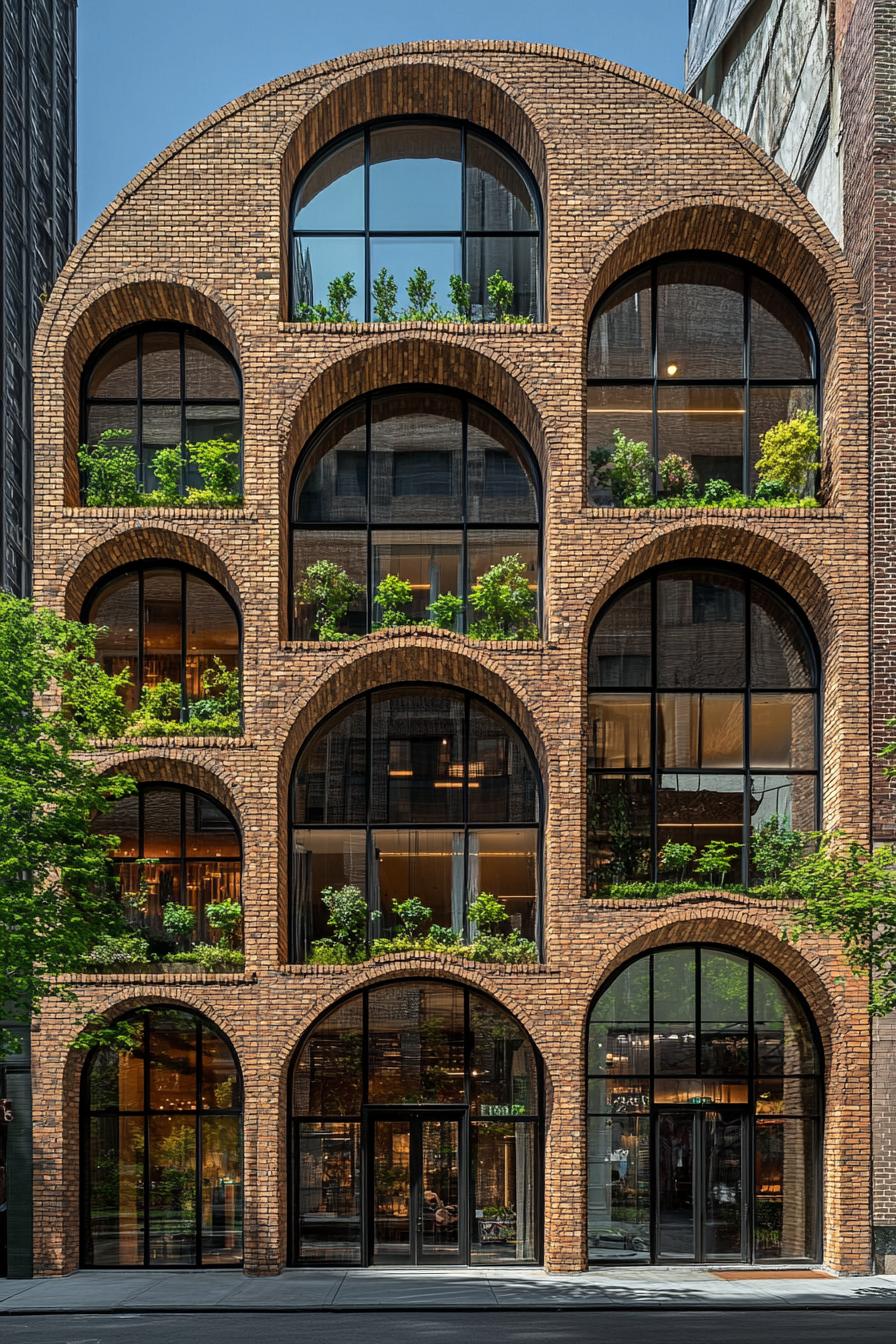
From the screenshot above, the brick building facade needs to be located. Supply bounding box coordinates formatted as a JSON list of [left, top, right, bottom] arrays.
[[28, 43, 876, 1274]]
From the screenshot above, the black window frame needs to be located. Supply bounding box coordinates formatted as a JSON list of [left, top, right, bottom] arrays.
[[289, 117, 544, 322], [586, 253, 821, 501]]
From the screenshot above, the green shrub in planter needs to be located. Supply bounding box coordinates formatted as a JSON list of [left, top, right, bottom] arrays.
[[468, 554, 538, 641], [205, 898, 243, 949], [169, 944, 245, 971], [146, 445, 184, 505], [78, 429, 141, 507], [373, 574, 414, 629], [427, 591, 464, 630], [162, 901, 195, 944], [755, 409, 820, 496], [295, 559, 364, 640], [86, 931, 152, 969]]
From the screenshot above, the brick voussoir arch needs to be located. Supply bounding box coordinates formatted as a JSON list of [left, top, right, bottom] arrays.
[[96, 751, 245, 830]]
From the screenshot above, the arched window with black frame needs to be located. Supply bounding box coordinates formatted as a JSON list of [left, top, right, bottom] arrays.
[[81, 323, 242, 497], [92, 783, 242, 950], [289, 120, 542, 322], [289, 687, 542, 961], [587, 946, 822, 1264], [587, 565, 820, 891], [290, 389, 541, 639], [586, 256, 819, 500], [290, 980, 542, 1265], [84, 562, 241, 721], [82, 1007, 243, 1267]]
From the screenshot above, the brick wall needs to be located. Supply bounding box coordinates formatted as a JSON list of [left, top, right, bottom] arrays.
[[29, 42, 874, 1274]]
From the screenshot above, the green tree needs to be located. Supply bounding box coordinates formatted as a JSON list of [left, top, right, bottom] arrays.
[[751, 815, 811, 885], [0, 595, 135, 1055], [658, 840, 696, 883], [449, 274, 472, 321], [372, 268, 398, 322], [373, 573, 414, 628], [403, 268, 440, 320], [468, 554, 538, 641], [693, 840, 741, 889], [755, 409, 821, 495], [486, 270, 515, 322], [78, 429, 141, 507], [148, 445, 184, 505], [427, 592, 464, 630], [185, 438, 242, 506], [295, 560, 364, 640], [205, 898, 243, 948]]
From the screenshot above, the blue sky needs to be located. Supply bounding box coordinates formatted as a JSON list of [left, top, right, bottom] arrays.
[[77, 0, 688, 233]]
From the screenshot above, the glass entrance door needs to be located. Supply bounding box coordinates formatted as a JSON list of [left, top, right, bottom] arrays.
[[370, 1112, 462, 1265], [656, 1108, 745, 1262]]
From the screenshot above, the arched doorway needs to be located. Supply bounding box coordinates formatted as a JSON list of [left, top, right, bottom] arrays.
[[289, 980, 542, 1266], [587, 946, 822, 1264]]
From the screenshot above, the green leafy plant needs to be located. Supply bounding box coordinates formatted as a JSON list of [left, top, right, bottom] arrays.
[[467, 890, 508, 935], [755, 409, 821, 495], [693, 840, 741, 889], [658, 841, 697, 883], [308, 884, 372, 964], [393, 895, 432, 939], [185, 438, 242, 506], [372, 267, 399, 322], [753, 478, 793, 505], [186, 658, 241, 734], [658, 453, 698, 501], [702, 478, 739, 506], [169, 944, 245, 971], [427, 592, 464, 630], [468, 554, 538, 641], [147, 445, 183, 505], [426, 924, 464, 948], [487, 270, 515, 322], [607, 430, 653, 506], [373, 573, 414, 629], [78, 429, 141, 507], [449, 273, 472, 321], [205, 898, 243, 949], [126, 679, 183, 737], [161, 901, 195, 943], [470, 929, 538, 963], [404, 267, 441, 321], [751, 815, 811, 886], [295, 559, 364, 641], [295, 271, 358, 322], [86, 931, 151, 970]]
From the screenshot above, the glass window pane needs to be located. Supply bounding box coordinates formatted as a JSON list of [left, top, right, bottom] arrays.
[[372, 530, 462, 626], [751, 586, 815, 688], [184, 334, 239, 400], [466, 406, 537, 523], [471, 994, 538, 1114], [370, 690, 465, 824], [588, 272, 653, 380], [294, 134, 365, 231], [470, 1122, 537, 1263], [588, 1115, 650, 1263], [89, 1039, 144, 1112], [588, 1024, 650, 1076], [292, 235, 366, 320], [588, 693, 651, 769], [200, 1115, 242, 1263], [87, 1116, 144, 1265], [654, 948, 697, 1021], [754, 966, 818, 1074], [89, 571, 140, 712], [750, 277, 814, 379], [750, 693, 816, 770], [588, 1079, 651, 1112], [587, 385, 654, 504], [464, 234, 540, 321], [657, 384, 744, 492], [658, 693, 744, 769], [587, 773, 652, 890], [471, 829, 538, 942], [297, 1121, 362, 1263], [370, 236, 461, 316], [292, 828, 368, 959], [755, 1078, 820, 1116], [88, 334, 138, 398], [183, 406, 241, 466], [294, 404, 368, 524], [468, 701, 538, 824], [466, 133, 537, 231], [370, 393, 463, 524], [748, 386, 816, 491], [85, 405, 138, 476], [653, 1078, 748, 1104], [200, 1028, 240, 1111], [142, 406, 183, 491], [657, 260, 744, 379], [148, 1114, 197, 1264], [141, 331, 182, 400], [369, 124, 462, 231], [185, 793, 240, 859], [292, 532, 368, 640], [653, 1023, 698, 1073], [149, 1010, 198, 1111], [589, 584, 652, 688], [367, 981, 465, 1104], [185, 575, 238, 703], [373, 828, 458, 933], [750, 774, 817, 842], [657, 772, 745, 863], [657, 571, 746, 688], [590, 959, 650, 1030], [293, 998, 364, 1116], [293, 701, 367, 825], [701, 949, 749, 1074], [467, 530, 538, 637], [754, 1118, 818, 1259]]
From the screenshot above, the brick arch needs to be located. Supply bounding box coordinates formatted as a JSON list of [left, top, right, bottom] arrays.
[[97, 752, 244, 834], [40, 272, 245, 507], [63, 524, 244, 619]]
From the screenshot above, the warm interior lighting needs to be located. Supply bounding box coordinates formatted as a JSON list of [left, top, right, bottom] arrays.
[[387, 770, 414, 777], [666, 363, 678, 376]]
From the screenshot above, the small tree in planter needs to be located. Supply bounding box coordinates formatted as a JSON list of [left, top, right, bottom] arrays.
[[372, 267, 399, 322], [127, 679, 182, 737], [308, 884, 372, 964], [185, 438, 242, 507], [449, 274, 472, 321], [373, 574, 414, 629], [592, 430, 653, 507], [693, 840, 741, 890], [468, 554, 538, 641], [78, 429, 141, 507], [755, 409, 821, 497], [427, 592, 464, 630], [205, 898, 243, 949], [295, 560, 364, 640], [147, 445, 184, 505], [658, 841, 696, 884], [658, 453, 698, 503], [162, 901, 195, 949], [403, 268, 442, 321]]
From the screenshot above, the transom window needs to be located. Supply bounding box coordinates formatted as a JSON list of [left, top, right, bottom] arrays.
[[84, 563, 240, 718], [289, 687, 541, 961], [290, 120, 542, 321], [290, 389, 541, 638], [587, 566, 819, 889], [587, 947, 821, 1263], [82, 1008, 243, 1267], [587, 257, 819, 499], [82, 324, 242, 495], [93, 784, 242, 948]]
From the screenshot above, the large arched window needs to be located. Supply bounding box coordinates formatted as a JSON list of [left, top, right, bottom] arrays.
[[289, 687, 541, 961], [587, 257, 819, 501], [82, 324, 242, 495], [587, 566, 819, 890], [587, 947, 822, 1263], [93, 784, 242, 948], [291, 390, 541, 638], [82, 1008, 243, 1267], [85, 563, 240, 719], [290, 980, 541, 1265], [290, 121, 542, 321]]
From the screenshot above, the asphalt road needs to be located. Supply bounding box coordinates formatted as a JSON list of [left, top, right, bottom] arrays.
[[2, 1312, 895, 1344]]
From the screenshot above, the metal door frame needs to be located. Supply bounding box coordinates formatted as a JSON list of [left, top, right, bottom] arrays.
[[653, 1106, 748, 1263], [365, 1106, 467, 1267]]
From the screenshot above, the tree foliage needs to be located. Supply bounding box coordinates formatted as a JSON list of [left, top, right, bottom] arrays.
[[755, 409, 821, 495], [295, 559, 364, 641], [77, 429, 141, 507], [468, 553, 538, 641]]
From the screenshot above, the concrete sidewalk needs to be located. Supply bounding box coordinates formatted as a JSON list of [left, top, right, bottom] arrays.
[[1, 1266, 896, 1312]]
